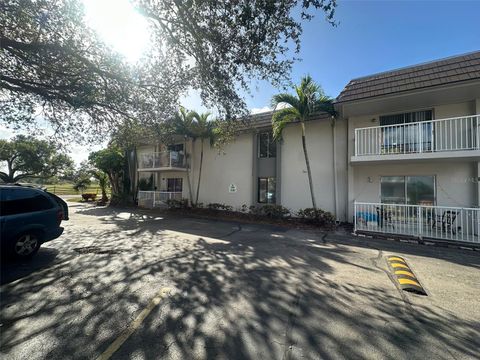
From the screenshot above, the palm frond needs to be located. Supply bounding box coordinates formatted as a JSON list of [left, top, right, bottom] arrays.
[[271, 107, 300, 140], [271, 93, 300, 110], [314, 97, 337, 117]]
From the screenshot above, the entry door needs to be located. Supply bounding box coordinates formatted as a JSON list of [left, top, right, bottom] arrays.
[[167, 178, 183, 193]]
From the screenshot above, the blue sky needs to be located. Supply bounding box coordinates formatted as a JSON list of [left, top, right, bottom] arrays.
[[216, 0, 480, 113], [2, 0, 479, 165]]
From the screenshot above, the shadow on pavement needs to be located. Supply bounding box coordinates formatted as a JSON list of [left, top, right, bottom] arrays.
[[1, 205, 479, 359], [1, 247, 60, 285]]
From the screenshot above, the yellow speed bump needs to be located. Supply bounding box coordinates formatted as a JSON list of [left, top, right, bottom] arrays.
[[387, 256, 427, 295]]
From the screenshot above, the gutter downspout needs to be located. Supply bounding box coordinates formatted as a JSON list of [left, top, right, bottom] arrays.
[[332, 116, 339, 223]]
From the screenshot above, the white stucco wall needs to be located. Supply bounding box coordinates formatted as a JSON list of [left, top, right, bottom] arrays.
[[352, 161, 477, 207], [189, 133, 254, 209], [280, 118, 348, 219]]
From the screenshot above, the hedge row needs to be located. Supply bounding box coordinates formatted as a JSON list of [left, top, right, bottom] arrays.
[[165, 199, 336, 228]]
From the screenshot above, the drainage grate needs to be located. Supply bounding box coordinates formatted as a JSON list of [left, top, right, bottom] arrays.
[[386, 256, 427, 296]]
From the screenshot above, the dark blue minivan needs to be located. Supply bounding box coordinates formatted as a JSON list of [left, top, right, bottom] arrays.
[[0, 185, 69, 259]]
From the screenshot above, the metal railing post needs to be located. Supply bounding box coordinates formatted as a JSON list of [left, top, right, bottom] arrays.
[[419, 124, 423, 153], [418, 205, 423, 238], [354, 129, 358, 156], [476, 115, 480, 150], [353, 201, 357, 233]]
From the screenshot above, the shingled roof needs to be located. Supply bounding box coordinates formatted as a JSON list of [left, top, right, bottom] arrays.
[[337, 51, 480, 103], [241, 110, 331, 131]]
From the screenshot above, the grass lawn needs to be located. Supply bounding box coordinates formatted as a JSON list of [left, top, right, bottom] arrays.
[[44, 183, 110, 196]]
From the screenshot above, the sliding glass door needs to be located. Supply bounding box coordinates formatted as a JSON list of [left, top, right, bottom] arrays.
[[380, 110, 433, 153]]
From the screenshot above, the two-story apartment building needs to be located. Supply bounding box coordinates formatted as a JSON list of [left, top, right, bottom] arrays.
[[338, 51, 480, 243], [135, 51, 480, 244]]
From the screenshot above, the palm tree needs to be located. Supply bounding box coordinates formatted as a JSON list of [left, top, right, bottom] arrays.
[[191, 111, 216, 206], [171, 107, 196, 205], [271, 75, 336, 210]]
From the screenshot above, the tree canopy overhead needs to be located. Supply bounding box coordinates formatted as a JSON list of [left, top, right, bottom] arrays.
[[1, 0, 337, 142]]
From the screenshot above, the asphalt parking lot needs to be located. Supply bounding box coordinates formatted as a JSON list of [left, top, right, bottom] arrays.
[[1, 202, 479, 360]]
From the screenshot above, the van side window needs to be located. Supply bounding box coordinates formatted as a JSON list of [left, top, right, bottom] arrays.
[[0, 189, 54, 216]]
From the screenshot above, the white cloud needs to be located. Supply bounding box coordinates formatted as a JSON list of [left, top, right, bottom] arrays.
[[250, 103, 291, 114], [250, 106, 271, 114]]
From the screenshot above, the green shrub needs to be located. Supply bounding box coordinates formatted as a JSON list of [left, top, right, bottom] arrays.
[[166, 198, 189, 209], [259, 204, 290, 219], [296, 208, 335, 226], [248, 204, 290, 219], [248, 205, 262, 215], [207, 203, 233, 211]]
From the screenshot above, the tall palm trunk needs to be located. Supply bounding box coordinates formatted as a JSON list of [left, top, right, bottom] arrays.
[[195, 138, 204, 206], [185, 137, 194, 205], [301, 121, 317, 210]]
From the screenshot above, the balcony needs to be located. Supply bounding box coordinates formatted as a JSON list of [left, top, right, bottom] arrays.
[[353, 115, 480, 162], [138, 151, 186, 171], [354, 202, 479, 244]]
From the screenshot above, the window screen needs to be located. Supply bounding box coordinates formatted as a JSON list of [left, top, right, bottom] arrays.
[[167, 144, 184, 153], [166, 178, 183, 192], [258, 132, 276, 158], [380, 110, 433, 126], [380, 176, 435, 205], [258, 177, 276, 204]]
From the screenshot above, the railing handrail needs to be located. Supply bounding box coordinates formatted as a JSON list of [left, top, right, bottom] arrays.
[[138, 190, 182, 194], [138, 151, 186, 169], [140, 151, 183, 157], [354, 114, 479, 132], [354, 201, 479, 211]]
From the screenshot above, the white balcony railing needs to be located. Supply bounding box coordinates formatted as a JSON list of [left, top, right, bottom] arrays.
[[354, 115, 480, 156], [354, 202, 479, 244], [138, 151, 185, 169], [138, 191, 183, 207]]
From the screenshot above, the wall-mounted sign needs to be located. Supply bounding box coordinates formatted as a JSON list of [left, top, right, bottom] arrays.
[[228, 183, 237, 193]]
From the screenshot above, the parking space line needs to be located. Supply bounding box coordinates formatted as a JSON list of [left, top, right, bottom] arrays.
[[96, 287, 171, 360]]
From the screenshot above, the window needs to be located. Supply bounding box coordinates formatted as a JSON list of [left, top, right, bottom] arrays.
[[0, 189, 54, 216], [380, 176, 435, 205], [167, 144, 184, 153], [380, 110, 433, 153], [166, 178, 183, 192], [258, 177, 276, 203], [258, 132, 276, 158]]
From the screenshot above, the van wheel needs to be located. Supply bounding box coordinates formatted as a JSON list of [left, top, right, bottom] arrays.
[[13, 233, 40, 258]]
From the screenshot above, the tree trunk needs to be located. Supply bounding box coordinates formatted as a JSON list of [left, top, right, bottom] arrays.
[[185, 137, 194, 206], [195, 138, 204, 206], [301, 121, 317, 210], [101, 188, 108, 202], [100, 181, 108, 202]]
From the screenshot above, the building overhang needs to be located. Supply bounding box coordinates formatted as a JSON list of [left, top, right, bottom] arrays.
[[337, 80, 480, 118], [351, 150, 480, 165]]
